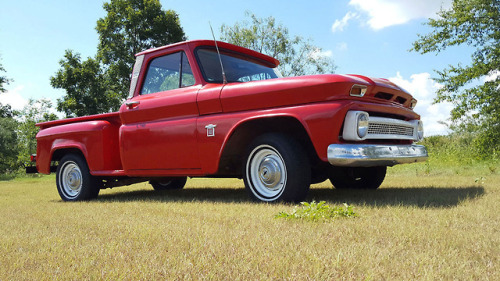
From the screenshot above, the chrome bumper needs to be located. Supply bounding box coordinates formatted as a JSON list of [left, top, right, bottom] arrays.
[[327, 144, 428, 167]]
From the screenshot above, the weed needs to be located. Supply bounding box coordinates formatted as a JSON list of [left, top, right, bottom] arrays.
[[488, 166, 496, 174], [425, 161, 431, 175], [474, 176, 486, 184], [275, 201, 357, 221]]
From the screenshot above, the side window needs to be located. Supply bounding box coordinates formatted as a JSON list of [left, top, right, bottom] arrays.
[[141, 52, 195, 95]]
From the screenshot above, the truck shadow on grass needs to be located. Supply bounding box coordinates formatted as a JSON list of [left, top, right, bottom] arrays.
[[97, 186, 485, 208], [308, 186, 485, 208], [97, 188, 249, 203]]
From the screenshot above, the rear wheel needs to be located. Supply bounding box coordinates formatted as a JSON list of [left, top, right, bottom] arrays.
[[328, 166, 386, 189], [150, 177, 187, 190], [56, 154, 100, 201], [243, 134, 311, 203]]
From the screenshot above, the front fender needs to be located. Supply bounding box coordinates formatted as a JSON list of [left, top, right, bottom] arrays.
[[196, 102, 348, 175]]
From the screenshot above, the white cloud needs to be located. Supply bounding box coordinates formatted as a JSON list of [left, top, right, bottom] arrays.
[[309, 48, 333, 60], [332, 0, 452, 31], [331, 11, 358, 32], [484, 70, 500, 82], [389, 72, 452, 136], [0, 85, 28, 110], [0, 85, 62, 119]]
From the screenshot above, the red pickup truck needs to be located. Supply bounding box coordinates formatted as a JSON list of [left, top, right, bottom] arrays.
[[32, 40, 428, 202]]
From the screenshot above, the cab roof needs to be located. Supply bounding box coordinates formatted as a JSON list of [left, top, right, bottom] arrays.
[[135, 40, 280, 68]]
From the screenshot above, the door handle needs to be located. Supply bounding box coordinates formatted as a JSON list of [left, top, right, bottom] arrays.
[[125, 101, 140, 109]]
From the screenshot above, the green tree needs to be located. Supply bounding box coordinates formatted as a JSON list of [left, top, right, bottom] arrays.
[[412, 0, 499, 157], [0, 61, 18, 173], [0, 103, 18, 173], [0, 103, 15, 117], [51, 51, 121, 117], [220, 12, 336, 77], [0, 58, 12, 93], [16, 99, 58, 166], [52, 0, 185, 117], [96, 0, 185, 98]]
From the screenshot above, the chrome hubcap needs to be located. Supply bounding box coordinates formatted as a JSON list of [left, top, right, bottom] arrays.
[[60, 162, 82, 198], [259, 157, 282, 190], [247, 145, 287, 201]]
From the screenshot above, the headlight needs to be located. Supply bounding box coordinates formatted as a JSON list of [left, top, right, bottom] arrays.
[[417, 120, 424, 141], [357, 112, 369, 138]]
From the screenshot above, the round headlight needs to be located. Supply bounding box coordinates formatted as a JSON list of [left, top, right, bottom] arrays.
[[357, 113, 369, 138], [417, 120, 424, 141]]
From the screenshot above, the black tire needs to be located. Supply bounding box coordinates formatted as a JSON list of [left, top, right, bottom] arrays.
[[243, 133, 311, 203], [56, 154, 100, 201], [328, 166, 387, 189], [149, 177, 187, 190]]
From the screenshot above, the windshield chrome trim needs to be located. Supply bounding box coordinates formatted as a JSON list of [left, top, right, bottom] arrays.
[[128, 55, 144, 98]]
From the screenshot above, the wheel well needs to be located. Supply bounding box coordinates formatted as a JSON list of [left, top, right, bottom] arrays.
[[217, 117, 320, 176], [51, 148, 85, 162]]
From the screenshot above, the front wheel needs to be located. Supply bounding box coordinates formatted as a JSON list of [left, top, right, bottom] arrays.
[[56, 154, 100, 201], [328, 166, 387, 189], [243, 134, 311, 203]]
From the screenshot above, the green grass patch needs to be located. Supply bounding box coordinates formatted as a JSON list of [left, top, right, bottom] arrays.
[[276, 201, 357, 221]]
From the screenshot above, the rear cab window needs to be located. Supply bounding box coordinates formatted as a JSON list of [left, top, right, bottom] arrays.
[[195, 47, 282, 83]]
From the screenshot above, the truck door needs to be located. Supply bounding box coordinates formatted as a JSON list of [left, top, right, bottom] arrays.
[[119, 51, 202, 176]]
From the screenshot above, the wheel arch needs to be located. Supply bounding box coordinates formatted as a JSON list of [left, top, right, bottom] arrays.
[[36, 143, 89, 174], [217, 115, 320, 176], [48, 146, 89, 173], [51, 146, 86, 162]]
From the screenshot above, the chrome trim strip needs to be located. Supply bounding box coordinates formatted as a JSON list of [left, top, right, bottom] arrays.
[[128, 55, 144, 98], [327, 144, 428, 167]]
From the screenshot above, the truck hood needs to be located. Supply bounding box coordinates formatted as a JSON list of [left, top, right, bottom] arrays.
[[220, 74, 415, 113]]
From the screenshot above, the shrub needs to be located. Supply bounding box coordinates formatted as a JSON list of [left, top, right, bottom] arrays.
[[276, 201, 357, 221]]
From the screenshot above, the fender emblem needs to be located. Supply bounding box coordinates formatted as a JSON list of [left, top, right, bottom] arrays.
[[205, 124, 217, 137]]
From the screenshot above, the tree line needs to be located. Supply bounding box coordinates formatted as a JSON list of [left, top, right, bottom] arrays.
[[1, 0, 498, 175]]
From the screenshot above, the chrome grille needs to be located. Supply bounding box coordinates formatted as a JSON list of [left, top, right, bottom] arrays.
[[342, 111, 421, 141], [368, 123, 414, 137]]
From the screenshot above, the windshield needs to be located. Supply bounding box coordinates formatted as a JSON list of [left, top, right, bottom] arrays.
[[196, 47, 281, 83]]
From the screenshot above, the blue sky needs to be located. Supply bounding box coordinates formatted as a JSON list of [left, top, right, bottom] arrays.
[[0, 0, 474, 135]]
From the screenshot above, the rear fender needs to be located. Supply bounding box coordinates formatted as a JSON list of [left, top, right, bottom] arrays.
[[36, 120, 121, 174]]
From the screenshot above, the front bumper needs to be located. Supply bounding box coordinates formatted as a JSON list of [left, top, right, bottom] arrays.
[[327, 144, 428, 167]]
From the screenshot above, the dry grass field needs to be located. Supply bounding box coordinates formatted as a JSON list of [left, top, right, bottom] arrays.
[[1, 163, 499, 280]]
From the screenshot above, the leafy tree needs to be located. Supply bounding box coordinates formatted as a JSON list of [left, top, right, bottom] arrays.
[[0, 63, 17, 173], [0, 58, 12, 93], [16, 99, 58, 166], [0, 103, 15, 118], [412, 0, 499, 157], [51, 51, 121, 117], [96, 0, 186, 98], [52, 0, 185, 117], [0, 103, 18, 173], [220, 12, 336, 77]]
